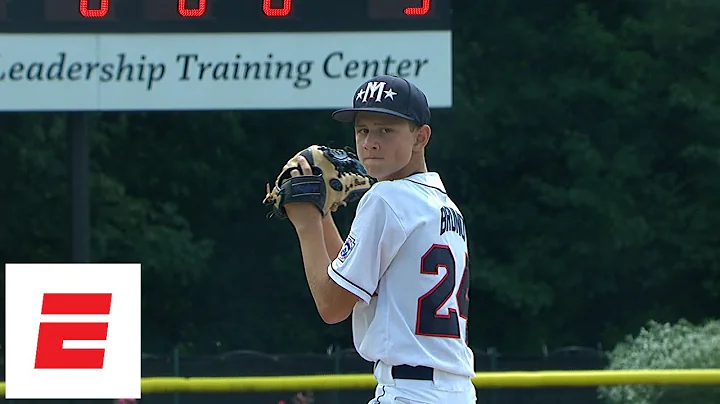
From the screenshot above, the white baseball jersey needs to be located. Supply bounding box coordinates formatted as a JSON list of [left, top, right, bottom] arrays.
[[327, 172, 475, 378]]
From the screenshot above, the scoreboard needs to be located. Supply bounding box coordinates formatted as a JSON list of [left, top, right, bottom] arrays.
[[0, 0, 452, 111], [0, 0, 450, 32]]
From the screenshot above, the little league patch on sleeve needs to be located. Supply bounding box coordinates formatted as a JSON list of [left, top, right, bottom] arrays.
[[338, 235, 356, 263]]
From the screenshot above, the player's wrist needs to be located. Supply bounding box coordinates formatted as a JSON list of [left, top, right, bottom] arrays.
[[289, 210, 323, 233], [321, 211, 337, 225]]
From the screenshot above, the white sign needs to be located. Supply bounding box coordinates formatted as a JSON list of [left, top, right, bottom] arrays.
[[0, 31, 452, 111], [5, 263, 142, 399]]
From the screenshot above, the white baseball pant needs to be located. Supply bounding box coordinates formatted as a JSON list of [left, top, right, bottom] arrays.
[[367, 361, 477, 403]]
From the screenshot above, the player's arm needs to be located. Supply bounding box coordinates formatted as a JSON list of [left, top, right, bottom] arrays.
[[322, 213, 344, 259], [290, 216, 359, 324], [284, 156, 362, 324]]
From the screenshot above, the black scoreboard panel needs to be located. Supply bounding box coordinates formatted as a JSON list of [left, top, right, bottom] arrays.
[[0, 0, 451, 33]]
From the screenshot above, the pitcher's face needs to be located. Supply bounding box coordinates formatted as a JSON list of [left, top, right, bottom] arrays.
[[354, 112, 418, 181]]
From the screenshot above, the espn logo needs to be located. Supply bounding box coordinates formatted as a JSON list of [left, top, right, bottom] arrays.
[[35, 293, 112, 369], [5, 263, 141, 399]]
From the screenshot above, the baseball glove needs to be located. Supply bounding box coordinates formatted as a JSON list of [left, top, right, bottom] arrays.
[[263, 145, 377, 219]]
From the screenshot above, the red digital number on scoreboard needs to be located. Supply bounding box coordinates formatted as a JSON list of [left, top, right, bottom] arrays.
[[79, 0, 109, 18], [177, 0, 207, 17], [262, 0, 291, 17], [404, 0, 431, 16], [74, 0, 431, 19]]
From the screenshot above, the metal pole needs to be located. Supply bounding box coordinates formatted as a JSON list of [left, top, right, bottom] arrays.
[[173, 346, 180, 404], [68, 112, 90, 263], [332, 345, 340, 404], [67, 112, 90, 404], [488, 347, 499, 404]]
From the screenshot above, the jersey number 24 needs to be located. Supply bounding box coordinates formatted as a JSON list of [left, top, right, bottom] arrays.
[[415, 243, 470, 339]]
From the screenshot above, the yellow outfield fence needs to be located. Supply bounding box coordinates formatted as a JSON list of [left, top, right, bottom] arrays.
[[2, 369, 719, 395]]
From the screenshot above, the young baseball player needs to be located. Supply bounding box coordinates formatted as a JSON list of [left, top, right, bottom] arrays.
[[282, 75, 476, 403]]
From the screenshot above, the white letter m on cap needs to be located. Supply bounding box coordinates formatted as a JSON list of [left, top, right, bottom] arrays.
[[360, 81, 387, 103]]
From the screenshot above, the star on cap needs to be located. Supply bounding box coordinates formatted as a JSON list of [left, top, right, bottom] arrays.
[[383, 88, 397, 100], [355, 89, 366, 100]]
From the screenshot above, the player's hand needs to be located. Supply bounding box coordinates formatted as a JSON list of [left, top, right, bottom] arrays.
[[284, 155, 322, 225]]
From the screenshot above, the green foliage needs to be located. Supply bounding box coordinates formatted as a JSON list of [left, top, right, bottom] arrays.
[[598, 319, 720, 404], [434, 0, 720, 350]]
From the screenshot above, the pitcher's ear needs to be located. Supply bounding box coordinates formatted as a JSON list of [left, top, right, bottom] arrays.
[[414, 124, 431, 150]]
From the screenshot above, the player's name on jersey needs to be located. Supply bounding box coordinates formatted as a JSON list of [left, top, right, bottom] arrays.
[[440, 206, 466, 241]]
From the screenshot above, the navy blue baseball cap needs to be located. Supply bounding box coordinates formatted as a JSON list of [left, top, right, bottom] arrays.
[[332, 75, 431, 126]]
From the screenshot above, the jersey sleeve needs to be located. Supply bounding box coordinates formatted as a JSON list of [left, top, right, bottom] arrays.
[[327, 190, 407, 304]]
